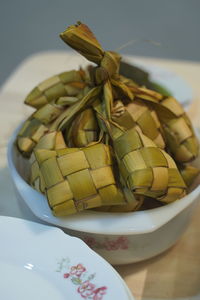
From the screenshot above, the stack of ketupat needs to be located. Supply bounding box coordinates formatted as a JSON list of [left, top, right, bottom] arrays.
[[16, 22, 199, 216]]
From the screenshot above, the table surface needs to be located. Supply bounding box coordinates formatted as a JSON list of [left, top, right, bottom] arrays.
[[0, 51, 200, 300]]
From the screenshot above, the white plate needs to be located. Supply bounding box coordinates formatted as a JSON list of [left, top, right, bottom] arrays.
[[0, 216, 134, 300]]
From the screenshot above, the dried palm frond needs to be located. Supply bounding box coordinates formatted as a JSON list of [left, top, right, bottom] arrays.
[[66, 108, 99, 147], [95, 193, 144, 212]]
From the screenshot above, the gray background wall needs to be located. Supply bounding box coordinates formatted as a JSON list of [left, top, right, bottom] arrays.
[[0, 0, 200, 86]]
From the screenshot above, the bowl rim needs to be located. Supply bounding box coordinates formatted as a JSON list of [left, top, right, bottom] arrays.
[[7, 123, 200, 235]]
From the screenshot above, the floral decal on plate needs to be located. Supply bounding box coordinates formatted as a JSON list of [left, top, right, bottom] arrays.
[[56, 258, 107, 299], [83, 235, 129, 251]]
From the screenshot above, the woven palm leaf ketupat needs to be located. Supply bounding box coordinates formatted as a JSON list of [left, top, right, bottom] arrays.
[[124, 86, 199, 163], [16, 21, 199, 216], [109, 125, 186, 203], [17, 96, 81, 156], [30, 131, 67, 193], [111, 99, 165, 149], [154, 97, 199, 162], [32, 144, 128, 216], [25, 70, 87, 109]]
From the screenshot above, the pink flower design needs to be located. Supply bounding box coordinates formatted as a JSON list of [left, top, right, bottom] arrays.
[[104, 240, 118, 251], [116, 236, 129, 250], [59, 259, 107, 299], [84, 235, 129, 251], [84, 236, 96, 249], [70, 264, 86, 277], [92, 286, 107, 300], [77, 280, 95, 298], [104, 236, 129, 251]]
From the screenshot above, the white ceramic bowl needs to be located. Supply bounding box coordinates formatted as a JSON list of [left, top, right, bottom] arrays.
[[7, 126, 200, 265]]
